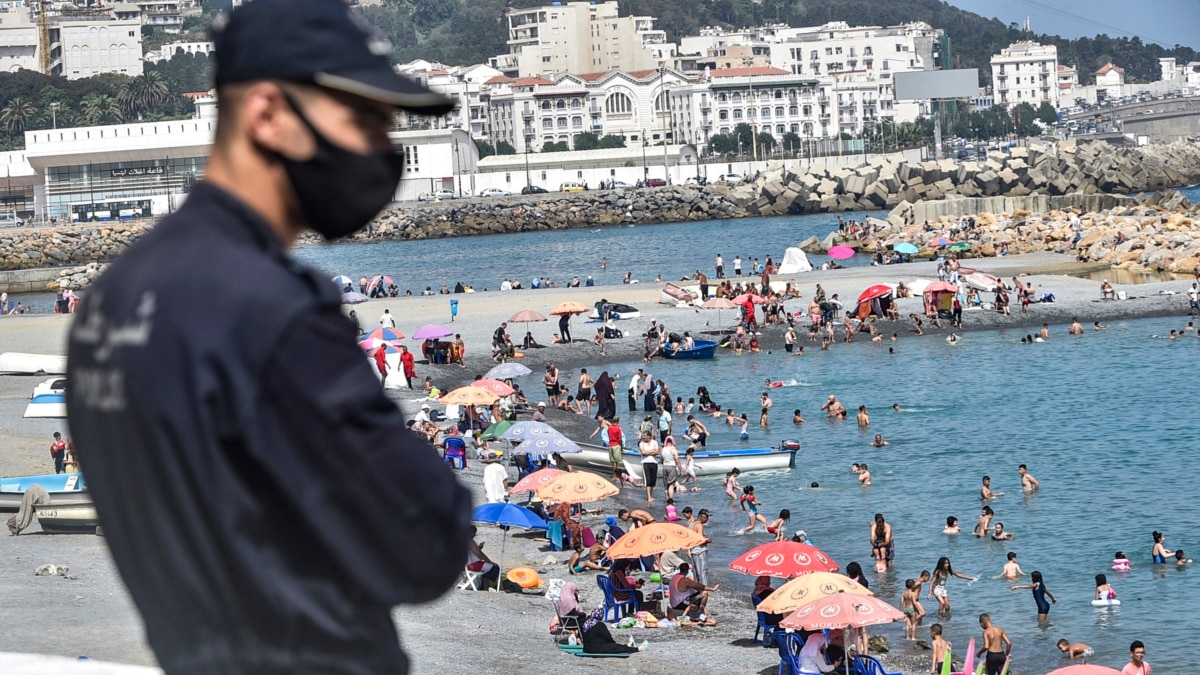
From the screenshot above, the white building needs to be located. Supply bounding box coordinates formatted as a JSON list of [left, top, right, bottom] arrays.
[[492, 1, 672, 78], [394, 61, 503, 143], [990, 41, 1058, 107], [0, 5, 143, 79], [1095, 62, 1125, 99]]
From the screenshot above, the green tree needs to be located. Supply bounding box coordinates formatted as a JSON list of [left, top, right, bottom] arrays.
[[0, 97, 37, 133], [756, 131, 777, 151], [495, 141, 517, 155], [572, 131, 599, 150], [1036, 101, 1058, 125], [541, 141, 569, 153], [596, 134, 626, 149], [780, 131, 802, 151], [80, 93, 123, 125], [708, 133, 738, 155], [732, 122, 754, 151], [475, 139, 495, 158], [118, 71, 170, 119]]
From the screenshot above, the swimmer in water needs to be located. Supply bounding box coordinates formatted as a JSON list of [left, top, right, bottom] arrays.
[[980, 475, 1003, 500], [998, 552, 1025, 579], [974, 506, 995, 538], [1176, 550, 1193, 566], [1018, 464, 1040, 492], [944, 516, 960, 534], [1112, 551, 1131, 571], [851, 463, 862, 474], [857, 405, 870, 427], [1057, 640, 1094, 660], [1094, 573, 1117, 602], [991, 522, 1014, 541], [723, 469, 742, 500], [1094, 321, 1107, 330], [870, 434, 889, 447], [1152, 531, 1174, 564], [858, 463, 872, 486], [792, 409, 806, 424], [947, 332, 960, 345], [892, 403, 903, 412]]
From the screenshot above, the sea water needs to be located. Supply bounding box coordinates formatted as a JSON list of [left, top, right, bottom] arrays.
[[579, 317, 1199, 672]]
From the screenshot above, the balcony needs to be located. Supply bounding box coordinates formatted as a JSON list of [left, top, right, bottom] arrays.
[[522, 108, 534, 118], [699, 100, 711, 111]]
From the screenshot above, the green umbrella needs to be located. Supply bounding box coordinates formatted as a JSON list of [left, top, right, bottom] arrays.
[[948, 242, 972, 252], [480, 420, 515, 441]]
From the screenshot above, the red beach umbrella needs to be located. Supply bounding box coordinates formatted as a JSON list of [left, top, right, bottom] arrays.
[[728, 541, 839, 578], [856, 284, 893, 304]]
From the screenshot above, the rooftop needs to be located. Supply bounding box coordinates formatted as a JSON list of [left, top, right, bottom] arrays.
[[709, 66, 791, 78]]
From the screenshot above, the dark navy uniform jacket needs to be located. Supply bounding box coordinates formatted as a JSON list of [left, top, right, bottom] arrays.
[[66, 183, 471, 674]]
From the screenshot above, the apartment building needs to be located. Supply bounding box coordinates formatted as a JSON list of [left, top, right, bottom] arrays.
[[990, 41, 1059, 107], [0, 5, 143, 79]]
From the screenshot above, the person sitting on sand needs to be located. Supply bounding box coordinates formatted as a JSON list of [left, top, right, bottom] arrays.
[[523, 332, 544, 349], [567, 538, 605, 574], [667, 562, 718, 625], [1100, 279, 1116, 300]]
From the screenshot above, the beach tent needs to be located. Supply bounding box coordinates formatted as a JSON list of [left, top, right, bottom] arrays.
[[778, 247, 813, 274], [853, 284, 895, 320], [923, 281, 957, 318]]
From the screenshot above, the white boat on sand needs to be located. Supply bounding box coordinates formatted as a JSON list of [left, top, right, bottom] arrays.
[[562, 441, 799, 477], [34, 502, 100, 534], [0, 352, 67, 375], [24, 377, 67, 418]]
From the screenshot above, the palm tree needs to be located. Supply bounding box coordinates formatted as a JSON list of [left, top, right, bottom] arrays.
[[118, 71, 170, 119], [0, 97, 38, 133], [81, 93, 123, 125]]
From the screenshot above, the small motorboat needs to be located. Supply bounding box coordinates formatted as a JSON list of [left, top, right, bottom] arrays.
[[659, 282, 698, 307], [34, 502, 100, 534], [561, 441, 800, 477], [662, 339, 718, 360], [588, 300, 640, 320], [0, 473, 89, 513], [24, 377, 67, 418], [0, 352, 67, 375]]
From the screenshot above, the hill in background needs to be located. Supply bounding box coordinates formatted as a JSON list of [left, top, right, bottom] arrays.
[[363, 0, 1200, 86]]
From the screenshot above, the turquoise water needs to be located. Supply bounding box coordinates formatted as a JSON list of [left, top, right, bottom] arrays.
[[587, 318, 1199, 672]]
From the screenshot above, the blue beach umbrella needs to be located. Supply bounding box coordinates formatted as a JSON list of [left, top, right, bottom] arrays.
[[893, 242, 919, 255], [471, 502, 548, 582], [516, 433, 581, 455], [331, 275, 354, 287], [500, 420, 558, 443], [485, 362, 533, 380]]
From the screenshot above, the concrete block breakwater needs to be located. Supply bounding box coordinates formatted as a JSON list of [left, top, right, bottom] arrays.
[[2, 141, 1199, 290]]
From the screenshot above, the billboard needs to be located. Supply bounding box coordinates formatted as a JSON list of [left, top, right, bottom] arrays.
[[894, 69, 979, 101]]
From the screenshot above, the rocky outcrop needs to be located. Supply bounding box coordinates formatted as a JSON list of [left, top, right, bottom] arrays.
[[740, 140, 1200, 216]]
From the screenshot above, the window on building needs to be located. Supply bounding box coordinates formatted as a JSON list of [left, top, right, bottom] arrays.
[[732, 92, 742, 102], [556, 100, 566, 109], [810, 50, 818, 60], [776, 106, 785, 116], [542, 119, 552, 129], [557, 117, 567, 128], [761, 107, 770, 118], [732, 109, 742, 119], [572, 116, 582, 127], [541, 100, 551, 110], [719, 110, 728, 120], [789, 105, 798, 116], [605, 91, 633, 114]]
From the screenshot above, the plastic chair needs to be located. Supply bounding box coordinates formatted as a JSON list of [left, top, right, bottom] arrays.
[[596, 574, 638, 622], [457, 566, 485, 591], [775, 631, 806, 675], [853, 654, 902, 675], [752, 595, 780, 647]]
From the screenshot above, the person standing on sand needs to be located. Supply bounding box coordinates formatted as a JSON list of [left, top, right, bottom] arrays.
[[64, 2, 472, 670], [372, 344, 389, 387], [543, 364, 559, 408], [577, 369, 594, 417], [690, 509, 713, 585], [379, 308, 395, 328], [558, 313, 572, 343], [697, 270, 709, 300], [399, 344, 416, 389], [50, 431, 68, 474], [976, 614, 1012, 675]]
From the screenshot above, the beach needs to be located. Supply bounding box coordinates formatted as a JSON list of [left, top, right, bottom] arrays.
[[2, 251, 1198, 674]]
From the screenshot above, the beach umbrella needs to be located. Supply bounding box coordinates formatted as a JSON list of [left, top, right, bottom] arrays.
[[364, 327, 406, 344], [728, 541, 839, 578], [509, 309, 548, 323], [441, 386, 500, 406], [507, 467, 566, 495], [515, 433, 581, 455], [607, 522, 707, 559], [485, 363, 533, 380], [893, 242, 919, 255], [856, 284, 893, 304], [933, 237, 952, 247], [331, 275, 355, 287], [412, 324, 454, 341], [778, 592, 904, 631], [341, 291, 369, 304], [471, 378, 515, 397], [925, 280, 958, 293], [731, 293, 766, 305], [757, 572, 873, 615], [536, 472, 619, 504], [471, 502, 548, 584], [1042, 665, 1121, 675], [827, 245, 856, 259], [500, 420, 559, 442], [366, 275, 394, 295], [549, 301, 589, 316], [700, 297, 738, 327], [480, 420, 515, 442], [948, 241, 972, 253], [359, 338, 399, 354]]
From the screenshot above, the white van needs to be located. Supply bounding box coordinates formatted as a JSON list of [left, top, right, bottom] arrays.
[[0, 210, 22, 227]]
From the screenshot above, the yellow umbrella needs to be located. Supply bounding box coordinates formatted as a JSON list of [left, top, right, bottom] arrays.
[[535, 472, 619, 504], [549, 301, 589, 316], [607, 522, 708, 559], [756, 572, 873, 615], [440, 386, 501, 406]]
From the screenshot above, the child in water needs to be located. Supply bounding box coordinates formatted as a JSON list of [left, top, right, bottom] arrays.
[[997, 552, 1026, 579], [723, 469, 742, 500], [1094, 573, 1117, 602], [664, 498, 678, 522], [738, 414, 750, 441], [738, 485, 768, 534], [943, 516, 960, 534], [1057, 639, 1094, 659], [766, 509, 790, 541], [991, 522, 1015, 541], [1011, 570, 1057, 621], [1177, 550, 1193, 566], [1112, 551, 1131, 571]]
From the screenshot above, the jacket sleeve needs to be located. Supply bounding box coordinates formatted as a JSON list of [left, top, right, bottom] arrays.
[[258, 308, 472, 606]]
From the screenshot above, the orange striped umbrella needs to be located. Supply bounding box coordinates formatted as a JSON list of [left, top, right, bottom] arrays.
[[535, 472, 618, 504], [440, 386, 500, 406], [757, 572, 872, 615], [607, 522, 707, 559]]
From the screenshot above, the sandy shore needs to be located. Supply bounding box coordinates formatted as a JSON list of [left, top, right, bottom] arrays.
[[1, 251, 1197, 673]]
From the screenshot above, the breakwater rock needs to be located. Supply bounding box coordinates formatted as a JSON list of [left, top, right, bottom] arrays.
[[846, 190, 1200, 274], [739, 140, 1200, 216]]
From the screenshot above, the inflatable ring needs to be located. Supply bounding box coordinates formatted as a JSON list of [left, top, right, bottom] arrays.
[[513, 352, 526, 359], [507, 567, 540, 588], [1091, 598, 1121, 607]]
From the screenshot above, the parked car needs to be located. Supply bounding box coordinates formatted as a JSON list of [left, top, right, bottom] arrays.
[[684, 176, 708, 186], [645, 178, 666, 187], [559, 181, 586, 192], [434, 189, 456, 200], [716, 173, 745, 184], [417, 192, 435, 202], [521, 185, 549, 195], [0, 210, 23, 227], [608, 180, 632, 189], [478, 188, 512, 198]]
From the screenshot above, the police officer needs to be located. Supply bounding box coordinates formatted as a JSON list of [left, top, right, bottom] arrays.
[[65, 1, 471, 672]]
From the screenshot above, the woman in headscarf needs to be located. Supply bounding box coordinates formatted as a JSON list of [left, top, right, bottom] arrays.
[[580, 606, 642, 654], [593, 371, 616, 421], [752, 576, 785, 626], [557, 581, 585, 618]]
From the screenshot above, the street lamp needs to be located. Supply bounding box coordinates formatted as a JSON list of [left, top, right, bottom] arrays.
[[641, 128, 648, 180], [50, 102, 59, 129], [524, 134, 532, 188]]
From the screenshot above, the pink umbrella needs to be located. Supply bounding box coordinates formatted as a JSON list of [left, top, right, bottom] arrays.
[[933, 237, 952, 247], [731, 293, 766, 305], [471, 378, 515, 397], [1044, 666, 1122, 675], [359, 338, 398, 354], [412, 324, 454, 341], [508, 467, 566, 495], [779, 592, 905, 631], [827, 245, 856, 259]]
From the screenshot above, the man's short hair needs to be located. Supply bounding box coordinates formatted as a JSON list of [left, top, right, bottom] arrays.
[[677, 562, 690, 575]]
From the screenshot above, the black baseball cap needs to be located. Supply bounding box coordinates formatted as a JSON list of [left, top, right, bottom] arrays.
[[211, 0, 454, 115]]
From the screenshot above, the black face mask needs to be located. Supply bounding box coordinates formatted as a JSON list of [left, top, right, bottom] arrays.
[[279, 94, 404, 240]]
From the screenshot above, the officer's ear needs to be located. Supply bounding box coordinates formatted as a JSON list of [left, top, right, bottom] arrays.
[[238, 82, 314, 161]]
